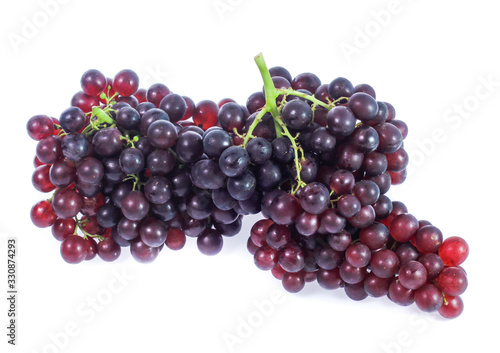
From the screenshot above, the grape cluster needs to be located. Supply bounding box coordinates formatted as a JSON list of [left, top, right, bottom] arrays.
[[27, 54, 469, 319]]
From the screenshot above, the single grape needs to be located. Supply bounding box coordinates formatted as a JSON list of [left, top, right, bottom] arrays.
[[414, 284, 443, 312], [438, 295, 464, 319], [113, 69, 139, 96], [52, 188, 82, 219], [59, 107, 86, 133], [92, 128, 125, 157], [347, 92, 379, 123], [159, 93, 187, 123], [31, 200, 57, 228], [77, 157, 104, 184], [435, 267, 468, 296], [130, 240, 160, 263], [61, 132, 91, 162], [81, 69, 106, 96], [147, 120, 178, 149], [140, 218, 168, 248], [282, 100, 313, 130], [328, 77, 354, 100], [270, 193, 301, 225], [219, 146, 250, 177], [60, 236, 87, 264], [398, 261, 427, 290], [121, 191, 150, 221], [370, 249, 400, 278], [193, 100, 219, 130], [147, 83, 170, 107], [438, 236, 469, 266], [197, 229, 223, 255], [97, 238, 121, 262]]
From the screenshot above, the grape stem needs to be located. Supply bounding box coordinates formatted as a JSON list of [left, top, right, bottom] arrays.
[[251, 52, 307, 195]]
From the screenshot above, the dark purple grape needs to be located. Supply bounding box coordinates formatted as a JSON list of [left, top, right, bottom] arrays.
[[238, 191, 262, 214], [315, 246, 343, 270], [270, 193, 301, 225], [335, 143, 364, 171], [292, 72, 321, 93], [257, 160, 282, 190], [418, 253, 444, 280], [121, 191, 149, 221], [352, 180, 380, 205], [140, 218, 167, 247], [297, 153, 319, 183], [61, 133, 91, 163], [92, 128, 125, 157], [272, 137, 294, 164], [247, 137, 272, 165], [36, 136, 62, 164], [147, 120, 178, 149], [159, 93, 187, 123], [147, 149, 175, 176], [59, 107, 86, 133], [339, 261, 367, 284], [346, 243, 371, 268], [140, 108, 169, 135], [370, 249, 400, 278], [119, 148, 145, 175], [328, 77, 354, 100], [372, 194, 393, 220], [227, 170, 257, 201], [327, 230, 351, 252], [269, 66, 292, 83], [116, 106, 140, 130], [354, 83, 376, 98], [135, 102, 156, 117], [350, 125, 379, 153], [329, 169, 355, 195], [49, 159, 76, 188], [218, 102, 246, 133], [326, 106, 356, 137], [191, 159, 226, 190], [175, 131, 203, 163], [111, 181, 133, 208], [282, 100, 313, 130], [363, 273, 390, 297], [386, 148, 409, 172], [319, 209, 347, 234], [359, 222, 390, 250], [347, 205, 375, 228], [396, 243, 420, 264], [186, 191, 214, 220], [219, 146, 250, 177], [117, 217, 141, 241], [279, 243, 305, 273], [337, 194, 361, 218], [311, 127, 336, 154], [203, 129, 233, 158], [130, 240, 160, 263], [169, 168, 192, 198], [97, 202, 122, 228], [212, 188, 237, 211], [197, 229, 223, 255], [298, 182, 330, 215], [246, 92, 266, 114], [144, 176, 172, 205], [376, 123, 403, 154], [347, 92, 379, 123], [77, 157, 104, 184], [214, 216, 242, 237], [151, 200, 178, 222], [398, 261, 428, 290], [294, 211, 319, 236], [388, 278, 414, 306], [362, 151, 388, 176]]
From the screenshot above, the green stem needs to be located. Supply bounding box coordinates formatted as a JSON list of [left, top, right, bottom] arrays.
[[277, 88, 331, 110], [242, 109, 266, 147], [254, 53, 283, 138], [92, 106, 115, 125]]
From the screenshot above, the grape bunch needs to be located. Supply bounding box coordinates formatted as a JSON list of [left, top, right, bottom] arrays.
[[27, 53, 469, 319]]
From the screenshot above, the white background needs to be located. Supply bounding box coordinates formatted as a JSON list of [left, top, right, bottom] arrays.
[[0, 0, 498, 352]]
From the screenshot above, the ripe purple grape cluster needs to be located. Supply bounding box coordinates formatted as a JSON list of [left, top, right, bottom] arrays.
[[27, 53, 469, 319]]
